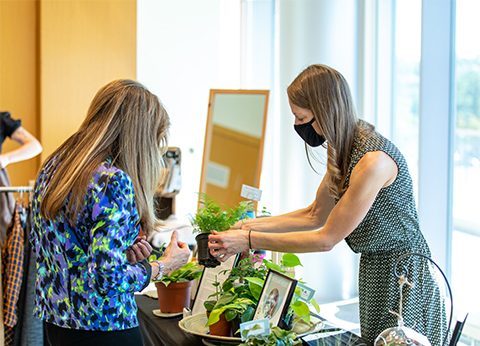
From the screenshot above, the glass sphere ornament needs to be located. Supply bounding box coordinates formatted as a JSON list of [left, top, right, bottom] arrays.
[[375, 316, 432, 346], [374, 253, 454, 346]]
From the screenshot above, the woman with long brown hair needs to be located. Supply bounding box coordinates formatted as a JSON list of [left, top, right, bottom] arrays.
[[30, 79, 190, 345], [209, 64, 448, 345]]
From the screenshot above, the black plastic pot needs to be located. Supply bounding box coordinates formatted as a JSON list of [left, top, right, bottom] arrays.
[[231, 316, 242, 338], [195, 233, 220, 268]]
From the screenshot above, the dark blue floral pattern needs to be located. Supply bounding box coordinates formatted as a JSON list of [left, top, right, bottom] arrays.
[[30, 158, 149, 331]]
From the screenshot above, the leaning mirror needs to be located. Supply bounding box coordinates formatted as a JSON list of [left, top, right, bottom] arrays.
[[199, 89, 269, 210]]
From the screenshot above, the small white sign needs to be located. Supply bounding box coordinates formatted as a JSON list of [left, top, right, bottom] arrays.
[[241, 184, 262, 201], [296, 283, 315, 302], [240, 318, 270, 341]]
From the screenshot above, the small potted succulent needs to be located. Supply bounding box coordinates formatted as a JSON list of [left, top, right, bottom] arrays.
[[192, 192, 254, 267]]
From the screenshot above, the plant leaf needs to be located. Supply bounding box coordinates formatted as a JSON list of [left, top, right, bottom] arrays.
[[206, 307, 225, 326], [309, 298, 320, 313], [281, 253, 302, 268]]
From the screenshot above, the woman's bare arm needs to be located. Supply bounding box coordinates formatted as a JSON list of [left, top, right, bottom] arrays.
[[234, 174, 336, 233], [210, 151, 398, 259], [0, 127, 43, 168]]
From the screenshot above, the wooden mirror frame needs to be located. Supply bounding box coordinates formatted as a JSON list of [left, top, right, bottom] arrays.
[[199, 89, 269, 210]]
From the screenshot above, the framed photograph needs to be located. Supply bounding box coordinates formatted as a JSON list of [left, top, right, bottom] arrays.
[[253, 269, 297, 329]]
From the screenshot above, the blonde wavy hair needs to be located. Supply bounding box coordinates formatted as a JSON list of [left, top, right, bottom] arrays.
[[287, 64, 374, 199], [38, 79, 170, 235]]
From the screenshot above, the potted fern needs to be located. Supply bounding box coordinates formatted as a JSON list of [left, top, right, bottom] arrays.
[[192, 192, 254, 267]]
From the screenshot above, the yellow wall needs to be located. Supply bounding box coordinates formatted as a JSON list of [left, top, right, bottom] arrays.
[[39, 0, 137, 162], [0, 0, 39, 186], [0, 0, 136, 186]]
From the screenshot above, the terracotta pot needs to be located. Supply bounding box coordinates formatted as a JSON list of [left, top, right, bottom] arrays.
[[195, 233, 220, 268], [206, 311, 233, 337], [155, 281, 193, 313]]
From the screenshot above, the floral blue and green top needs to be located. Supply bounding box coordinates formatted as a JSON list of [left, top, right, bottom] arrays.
[[30, 157, 151, 331]]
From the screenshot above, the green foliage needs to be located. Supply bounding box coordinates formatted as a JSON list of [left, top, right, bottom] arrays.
[[147, 245, 165, 262], [238, 325, 301, 346], [205, 253, 319, 328], [204, 287, 255, 326], [153, 261, 203, 286], [281, 253, 303, 268], [227, 255, 269, 282], [259, 206, 272, 217], [192, 192, 254, 234]]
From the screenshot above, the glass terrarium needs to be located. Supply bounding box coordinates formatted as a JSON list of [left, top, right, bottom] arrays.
[[375, 318, 432, 346], [374, 253, 453, 346]]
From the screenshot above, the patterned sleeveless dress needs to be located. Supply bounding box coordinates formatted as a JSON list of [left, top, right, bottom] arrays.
[[338, 129, 449, 345]]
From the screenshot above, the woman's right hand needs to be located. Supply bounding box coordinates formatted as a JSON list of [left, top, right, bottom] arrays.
[[158, 230, 190, 273]]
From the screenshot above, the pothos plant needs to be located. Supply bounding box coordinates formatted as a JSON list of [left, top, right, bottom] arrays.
[[242, 253, 321, 326], [204, 253, 320, 329], [192, 192, 255, 235]]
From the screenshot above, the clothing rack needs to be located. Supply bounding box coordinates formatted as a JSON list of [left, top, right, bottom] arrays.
[[0, 187, 33, 193]]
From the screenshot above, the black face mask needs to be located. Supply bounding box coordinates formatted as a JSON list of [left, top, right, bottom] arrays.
[[294, 118, 326, 147]]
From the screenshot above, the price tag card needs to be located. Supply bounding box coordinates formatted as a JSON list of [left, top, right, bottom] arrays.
[[296, 283, 315, 302], [241, 184, 262, 201], [240, 318, 270, 341]]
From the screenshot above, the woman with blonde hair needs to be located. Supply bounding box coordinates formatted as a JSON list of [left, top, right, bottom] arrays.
[[30, 79, 190, 345], [209, 64, 448, 345]]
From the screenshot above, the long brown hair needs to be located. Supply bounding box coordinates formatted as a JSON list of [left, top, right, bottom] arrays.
[[38, 79, 170, 234], [287, 64, 373, 198]]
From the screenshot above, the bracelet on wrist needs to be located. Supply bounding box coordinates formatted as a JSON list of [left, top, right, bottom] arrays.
[[151, 260, 164, 281]]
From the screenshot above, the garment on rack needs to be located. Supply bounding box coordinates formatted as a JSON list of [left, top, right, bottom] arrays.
[[2, 205, 24, 346], [13, 206, 42, 346], [0, 112, 22, 249], [0, 170, 15, 248]]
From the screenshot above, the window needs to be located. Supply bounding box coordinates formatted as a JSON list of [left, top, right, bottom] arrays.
[[393, 0, 421, 196], [452, 0, 480, 338]]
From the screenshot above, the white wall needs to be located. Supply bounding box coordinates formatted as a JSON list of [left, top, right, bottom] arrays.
[[138, 0, 361, 303], [137, 0, 242, 219], [272, 0, 360, 303]]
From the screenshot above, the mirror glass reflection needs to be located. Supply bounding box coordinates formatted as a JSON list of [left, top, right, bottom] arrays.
[[199, 89, 269, 210]]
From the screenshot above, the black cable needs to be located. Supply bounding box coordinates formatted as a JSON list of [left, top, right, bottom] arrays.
[[393, 252, 453, 346]]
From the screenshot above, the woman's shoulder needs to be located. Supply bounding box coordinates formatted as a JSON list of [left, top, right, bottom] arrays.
[[92, 160, 134, 191], [86, 160, 137, 213]]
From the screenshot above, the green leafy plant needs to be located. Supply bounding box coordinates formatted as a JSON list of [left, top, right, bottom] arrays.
[[148, 246, 203, 286], [204, 287, 256, 327], [240, 253, 320, 326], [153, 260, 203, 286], [239, 325, 301, 346], [205, 253, 320, 329], [192, 192, 254, 235]]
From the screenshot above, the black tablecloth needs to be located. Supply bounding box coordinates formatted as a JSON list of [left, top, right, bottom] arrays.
[[135, 294, 204, 346], [135, 294, 371, 346]]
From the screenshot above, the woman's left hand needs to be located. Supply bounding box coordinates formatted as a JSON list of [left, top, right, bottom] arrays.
[[208, 230, 249, 262], [126, 235, 153, 263]]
